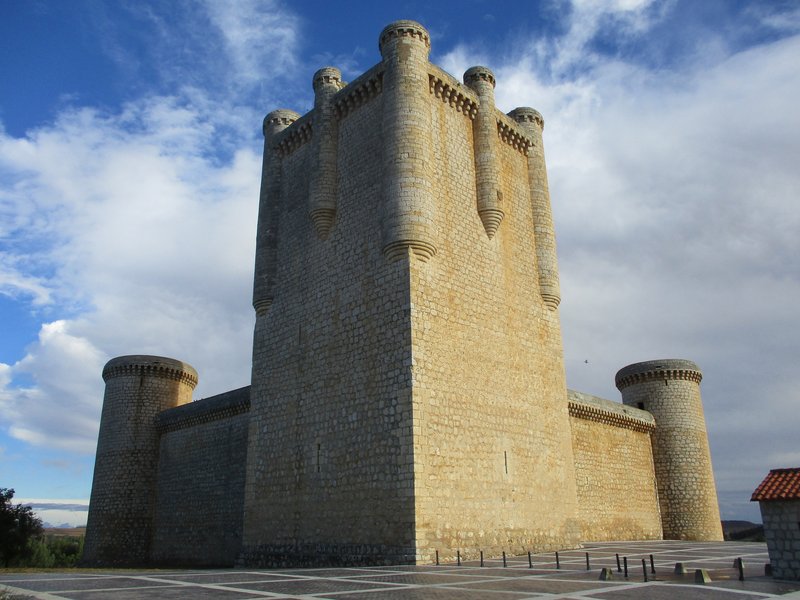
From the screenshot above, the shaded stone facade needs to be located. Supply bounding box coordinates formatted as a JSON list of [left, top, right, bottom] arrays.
[[84, 20, 723, 568]]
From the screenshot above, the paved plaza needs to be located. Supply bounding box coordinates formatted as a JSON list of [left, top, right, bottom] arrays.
[[3, 541, 800, 599]]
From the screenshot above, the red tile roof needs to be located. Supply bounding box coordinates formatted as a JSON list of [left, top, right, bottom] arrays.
[[751, 468, 800, 502]]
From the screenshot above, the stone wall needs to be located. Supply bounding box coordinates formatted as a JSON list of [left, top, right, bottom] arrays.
[[409, 61, 581, 562], [568, 390, 662, 541], [761, 501, 800, 580], [150, 387, 250, 567]]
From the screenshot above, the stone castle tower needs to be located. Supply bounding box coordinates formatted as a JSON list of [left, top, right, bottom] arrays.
[[84, 20, 723, 567], [616, 360, 724, 541]]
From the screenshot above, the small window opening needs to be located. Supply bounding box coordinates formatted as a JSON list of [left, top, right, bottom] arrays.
[[504, 451, 508, 474], [637, 402, 645, 410]]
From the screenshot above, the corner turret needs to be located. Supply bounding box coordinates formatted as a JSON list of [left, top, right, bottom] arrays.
[[616, 359, 723, 541], [379, 20, 437, 262], [253, 109, 300, 316], [83, 355, 198, 565]]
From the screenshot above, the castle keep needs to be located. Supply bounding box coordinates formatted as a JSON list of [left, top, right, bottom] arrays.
[[83, 21, 723, 568]]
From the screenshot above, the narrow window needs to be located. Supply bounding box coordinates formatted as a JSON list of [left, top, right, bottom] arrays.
[[317, 443, 321, 472], [504, 451, 508, 474]]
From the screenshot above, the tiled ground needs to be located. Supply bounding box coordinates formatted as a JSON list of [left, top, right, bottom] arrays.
[[2, 541, 799, 599]]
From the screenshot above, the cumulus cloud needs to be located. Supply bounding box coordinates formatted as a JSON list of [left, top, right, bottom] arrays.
[[0, 93, 263, 453], [0, 0, 306, 456]]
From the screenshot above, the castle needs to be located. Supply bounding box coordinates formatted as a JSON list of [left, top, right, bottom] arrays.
[[82, 21, 723, 568]]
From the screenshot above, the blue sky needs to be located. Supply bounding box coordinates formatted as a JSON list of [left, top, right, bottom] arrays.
[[1, 0, 798, 526]]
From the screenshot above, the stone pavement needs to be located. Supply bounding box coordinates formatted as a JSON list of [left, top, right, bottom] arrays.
[[3, 541, 800, 599]]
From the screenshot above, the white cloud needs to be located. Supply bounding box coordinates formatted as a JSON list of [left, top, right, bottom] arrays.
[[0, 92, 261, 453]]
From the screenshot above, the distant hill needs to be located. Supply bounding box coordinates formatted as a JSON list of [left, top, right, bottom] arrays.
[[44, 527, 86, 538], [722, 520, 764, 541]]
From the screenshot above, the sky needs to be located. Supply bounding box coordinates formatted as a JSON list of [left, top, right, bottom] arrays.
[[0, 0, 798, 527]]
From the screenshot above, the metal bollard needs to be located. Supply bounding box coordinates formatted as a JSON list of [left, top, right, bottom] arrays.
[[736, 557, 745, 581], [642, 558, 648, 582], [585, 552, 590, 570], [457, 550, 461, 566], [650, 553, 655, 574], [623, 556, 628, 578], [480, 550, 484, 567], [556, 551, 560, 569], [616, 553, 621, 572], [528, 551, 533, 568], [435, 550, 439, 566], [503, 552, 507, 568]]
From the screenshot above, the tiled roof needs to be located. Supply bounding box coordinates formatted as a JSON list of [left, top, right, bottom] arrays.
[[751, 468, 800, 501]]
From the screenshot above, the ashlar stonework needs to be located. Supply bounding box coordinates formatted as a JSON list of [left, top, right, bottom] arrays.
[[83, 20, 724, 568]]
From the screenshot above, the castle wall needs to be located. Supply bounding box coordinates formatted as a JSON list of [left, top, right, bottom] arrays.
[[568, 391, 662, 541], [408, 64, 581, 562], [150, 387, 250, 567], [242, 67, 419, 566]]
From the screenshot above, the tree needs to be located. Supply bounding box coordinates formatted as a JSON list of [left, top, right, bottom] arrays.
[[0, 488, 43, 567]]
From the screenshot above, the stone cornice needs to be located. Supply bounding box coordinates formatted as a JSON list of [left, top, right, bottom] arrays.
[[333, 65, 384, 120], [496, 115, 533, 155], [567, 390, 655, 434], [102, 355, 198, 389], [156, 386, 250, 433], [615, 359, 702, 391], [428, 67, 478, 120]]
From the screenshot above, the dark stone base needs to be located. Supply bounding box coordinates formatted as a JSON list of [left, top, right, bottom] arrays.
[[238, 543, 417, 568]]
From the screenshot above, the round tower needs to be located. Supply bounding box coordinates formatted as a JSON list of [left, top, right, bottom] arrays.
[[83, 355, 198, 565], [615, 359, 723, 541], [378, 20, 437, 262]]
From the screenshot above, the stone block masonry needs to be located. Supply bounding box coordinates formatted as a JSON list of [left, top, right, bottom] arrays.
[[83, 19, 725, 568]]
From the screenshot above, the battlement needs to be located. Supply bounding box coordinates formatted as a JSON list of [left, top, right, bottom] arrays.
[[102, 355, 198, 388], [567, 389, 655, 433], [615, 359, 702, 390], [155, 386, 250, 433], [378, 20, 431, 55]]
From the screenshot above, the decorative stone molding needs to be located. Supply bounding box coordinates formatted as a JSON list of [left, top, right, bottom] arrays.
[[428, 73, 478, 119], [497, 117, 533, 155], [568, 399, 655, 434]]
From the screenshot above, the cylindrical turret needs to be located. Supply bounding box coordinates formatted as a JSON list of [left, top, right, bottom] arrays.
[[253, 109, 299, 315], [464, 66, 504, 239], [309, 67, 343, 239], [379, 20, 437, 262], [616, 359, 723, 541], [83, 356, 198, 566], [508, 107, 561, 310]]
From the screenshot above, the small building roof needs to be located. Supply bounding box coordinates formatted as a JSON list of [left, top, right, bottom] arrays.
[[751, 468, 800, 502]]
